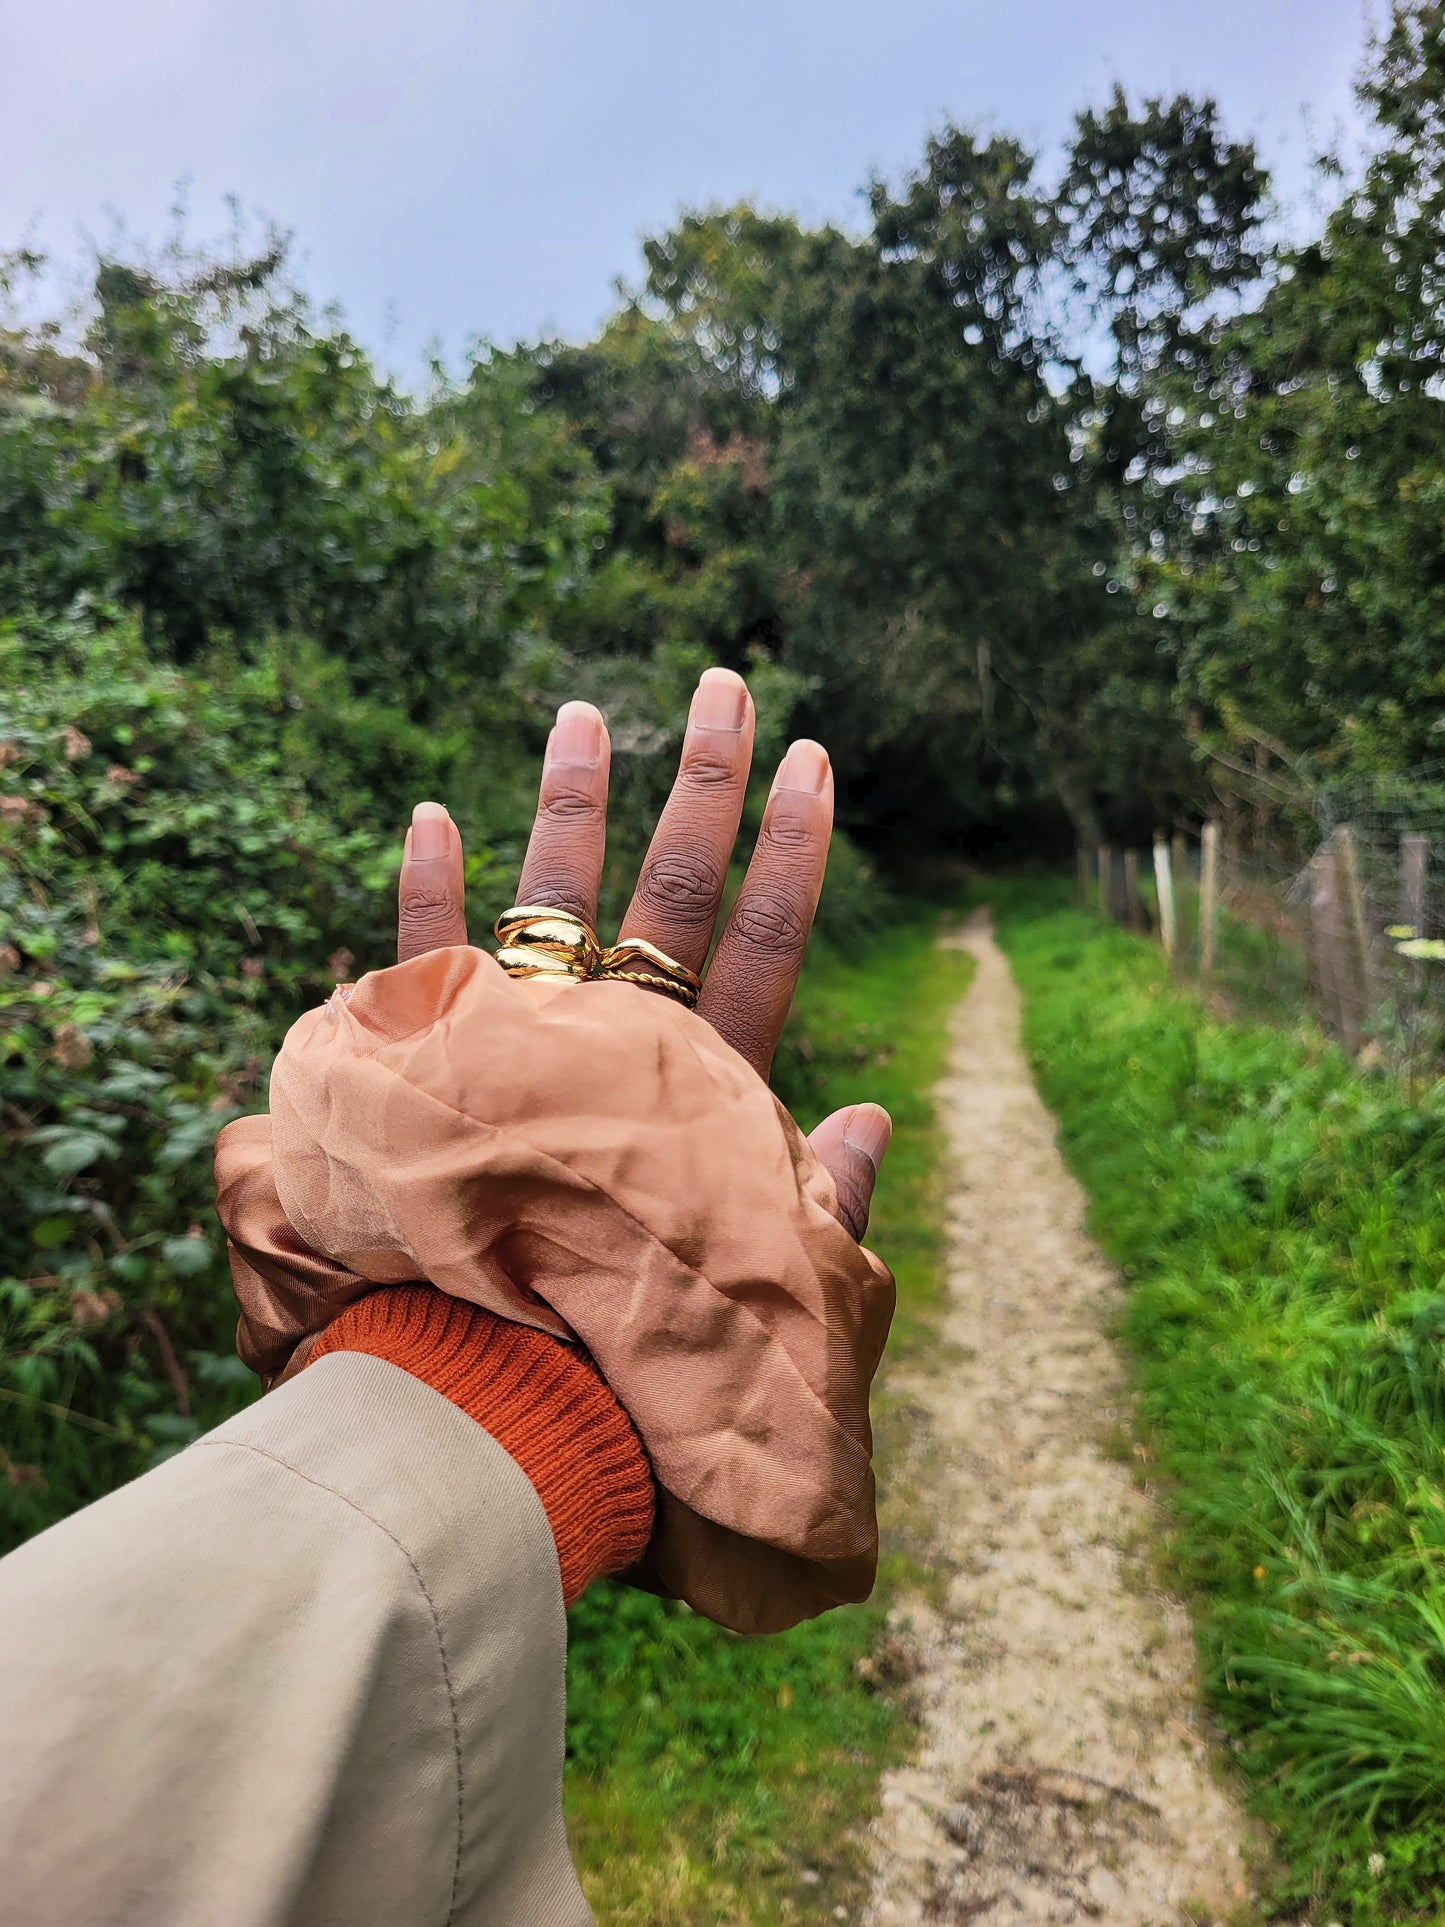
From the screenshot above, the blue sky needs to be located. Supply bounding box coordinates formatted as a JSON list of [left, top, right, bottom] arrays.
[[8, 1, 1375, 375]]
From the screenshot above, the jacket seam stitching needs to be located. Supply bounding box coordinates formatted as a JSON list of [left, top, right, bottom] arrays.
[[191, 1435, 464, 1927]]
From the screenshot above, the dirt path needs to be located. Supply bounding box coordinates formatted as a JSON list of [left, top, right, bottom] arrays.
[[863, 910, 1259, 1925]]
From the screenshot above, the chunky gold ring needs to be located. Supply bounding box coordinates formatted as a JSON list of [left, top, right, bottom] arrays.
[[598, 934, 702, 1011], [494, 905, 602, 981]]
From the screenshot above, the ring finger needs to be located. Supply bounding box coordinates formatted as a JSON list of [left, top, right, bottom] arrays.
[[697, 739, 833, 1077]]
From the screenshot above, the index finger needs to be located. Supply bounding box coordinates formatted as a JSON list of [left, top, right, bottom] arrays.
[[398, 802, 467, 963]]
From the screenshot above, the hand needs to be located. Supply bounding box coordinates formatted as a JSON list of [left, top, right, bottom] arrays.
[[394, 669, 891, 1241]]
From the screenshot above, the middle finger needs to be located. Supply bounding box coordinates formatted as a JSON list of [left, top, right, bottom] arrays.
[[617, 668, 755, 975], [514, 701, 611, 925]]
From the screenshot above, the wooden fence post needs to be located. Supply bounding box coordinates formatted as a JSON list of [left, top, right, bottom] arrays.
[[1402, 830, 1429, 1011], [1123, 850, 1144, 932], [1310, 837, 1361, 1049], [1336, 824, 1373, 1020], [1308, 846, 1334, 1026], [1097, 844, 1114, 919], [1199, 821, 1220, 988], [1171, 829, 1189, 958], [1402, 832, 1428, 935], [1153, 837, 1177, 965]]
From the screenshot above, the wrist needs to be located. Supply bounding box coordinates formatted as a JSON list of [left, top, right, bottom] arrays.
[[310, 1285, 654, 1604]]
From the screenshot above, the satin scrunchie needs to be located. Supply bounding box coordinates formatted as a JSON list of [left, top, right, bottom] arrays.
[[215, 946, 895, 1634]]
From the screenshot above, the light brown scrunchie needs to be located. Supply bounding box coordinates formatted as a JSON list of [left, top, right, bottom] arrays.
[[214, 945, 895, 1635]]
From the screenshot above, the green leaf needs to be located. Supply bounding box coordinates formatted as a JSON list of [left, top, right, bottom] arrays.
[[191, 1351, 254, 1393], [160, 1235, 213, 1277], [39, 1130, 116, 1178], [143, 1412, 201, 1445], [156, 1120, 217, 1167]]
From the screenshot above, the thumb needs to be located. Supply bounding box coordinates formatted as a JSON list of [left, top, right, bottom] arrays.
[[808, 1103, 892, 1243]]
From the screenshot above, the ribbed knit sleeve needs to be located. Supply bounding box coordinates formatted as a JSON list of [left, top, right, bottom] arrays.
[[310, 1286, 655, 1605]]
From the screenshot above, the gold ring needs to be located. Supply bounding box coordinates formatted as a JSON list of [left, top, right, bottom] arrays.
[[598, 935, 702, 1010], [494, 905, 602, 981]]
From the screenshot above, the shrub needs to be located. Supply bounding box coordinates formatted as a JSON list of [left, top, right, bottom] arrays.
[[0, 611, 408, 1541]]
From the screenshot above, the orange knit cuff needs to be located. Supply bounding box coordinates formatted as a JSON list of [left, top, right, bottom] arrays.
[[310, 1285, 655, 1605]]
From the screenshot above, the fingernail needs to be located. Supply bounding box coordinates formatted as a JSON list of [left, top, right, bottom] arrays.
[[410, 800, 451, 861], [843, 1104, 892, 1170], [693, 668, 748, 732], [775, 739, 830, 794], [551, 701, 603, 766]]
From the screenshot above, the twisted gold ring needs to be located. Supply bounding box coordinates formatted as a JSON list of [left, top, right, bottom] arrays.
[[599, 935, 702, 1011], [493, 908, 701, 1011]]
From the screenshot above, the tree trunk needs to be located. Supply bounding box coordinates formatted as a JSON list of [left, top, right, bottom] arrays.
[[1049, 763, 1104, 851]]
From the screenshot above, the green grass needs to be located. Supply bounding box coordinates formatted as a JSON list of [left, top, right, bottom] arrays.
[[988, 876, 1445, 1924], [563, 912, 972, 1924]]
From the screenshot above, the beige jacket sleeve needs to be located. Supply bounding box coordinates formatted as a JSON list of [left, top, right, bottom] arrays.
[[0, 1353, 593, 1927]]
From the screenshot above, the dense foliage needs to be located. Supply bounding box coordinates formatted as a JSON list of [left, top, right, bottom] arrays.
[[0, 615, 407, 1530], [7, 11, 1443, 849]]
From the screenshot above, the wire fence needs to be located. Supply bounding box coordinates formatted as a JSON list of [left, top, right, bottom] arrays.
[[1079, 764, 1445, 1076]]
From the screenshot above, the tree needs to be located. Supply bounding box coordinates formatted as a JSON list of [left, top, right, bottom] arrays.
[[0, 239, 605, 717], [1149, 2, 1445, 779]]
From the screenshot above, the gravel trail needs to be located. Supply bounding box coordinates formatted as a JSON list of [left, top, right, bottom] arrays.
[[863, 909, 1261, 1925]]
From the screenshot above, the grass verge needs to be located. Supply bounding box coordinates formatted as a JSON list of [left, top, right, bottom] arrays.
[[988, 875, 1445, 1925], [564, 912, 972, 1924]]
